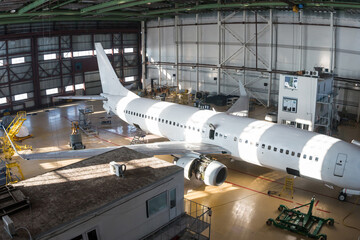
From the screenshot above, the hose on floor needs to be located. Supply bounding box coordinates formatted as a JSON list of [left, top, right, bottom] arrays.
[[342, 196, 360, 232]]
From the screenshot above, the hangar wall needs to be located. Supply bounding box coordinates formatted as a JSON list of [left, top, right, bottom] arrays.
[[0, 21, 140, 112], [145, 10, 360, 118]]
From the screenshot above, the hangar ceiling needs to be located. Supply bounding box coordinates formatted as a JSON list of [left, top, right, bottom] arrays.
[[0, 0, 360, 25]]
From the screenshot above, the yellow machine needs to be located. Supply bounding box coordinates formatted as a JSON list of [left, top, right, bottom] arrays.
[[1, 111, 32, 184]]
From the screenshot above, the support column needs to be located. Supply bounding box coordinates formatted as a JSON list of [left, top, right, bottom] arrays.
[[299, 10, 303, 70], [243, 10, 246, 86], [158, 17, 162, 86], [330, 12, 336, 73], [196, 3, 199, 92], [141, 21, 146, 90], [175, 14, 179, 92], [31, 37, 41, 108], [217, 1, 221, 95], [357, 97, 360, 123], [267, 9, 273, 107]]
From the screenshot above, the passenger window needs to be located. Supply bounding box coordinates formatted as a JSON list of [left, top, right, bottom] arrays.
[[239, 139, 242, 143], [262, 144, 265, 149], [215, 132, 218, 137], [136, 113, 138, 116], [151, 117, 154, 120], [224, 135, 227, 139], [268, 146, 271, 150], [169, 121, 172, 124], [309, 156, 313, 160], [188, 126, 191, 129], [297, 153, 301, 158], [162, 119, 164, 123], [219, 134, 223, 137], [256, 143, 259, 147], [286, 150, 289, 155], [234, 137, 237, 141], [245, 140, 248, 144], [177, 123, 179, 127], [158, 118, 161, 122], [291, 151, 295, 156], [180, 125, 183, 128], [166, 120, 168, 124], [173, 122, 176, 126], [280, 149, 284, 153], [303, 154, 307, 159], [193, 127, 195, 130], [197, 129, 200, 132], [274, 147, 277, 152], [315, 157, 319, 162]]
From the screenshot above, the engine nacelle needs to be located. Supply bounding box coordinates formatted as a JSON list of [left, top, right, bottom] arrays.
[[174, 155, 227, 186]]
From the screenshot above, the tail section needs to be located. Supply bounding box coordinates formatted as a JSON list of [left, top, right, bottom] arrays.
[[95, 43, 138, 98]]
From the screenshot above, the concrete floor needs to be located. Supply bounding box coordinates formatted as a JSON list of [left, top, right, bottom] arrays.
[[5, 100, 360, 240]]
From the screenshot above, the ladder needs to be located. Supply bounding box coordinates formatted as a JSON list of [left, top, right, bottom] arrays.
[[280, 176, 294, 199]]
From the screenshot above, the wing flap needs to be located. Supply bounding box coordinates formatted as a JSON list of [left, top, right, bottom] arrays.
[[23, 141, 229, 160], [54, 95, 107, 100]]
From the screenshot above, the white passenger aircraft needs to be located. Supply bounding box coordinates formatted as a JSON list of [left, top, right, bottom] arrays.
[[21, 43, 360, 201]]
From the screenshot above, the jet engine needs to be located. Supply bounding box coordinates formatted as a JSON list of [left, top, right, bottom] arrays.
[[174, 154, 227, 186]]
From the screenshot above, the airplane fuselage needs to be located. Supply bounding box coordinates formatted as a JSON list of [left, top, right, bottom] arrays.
[[102, 93, 360, 191]]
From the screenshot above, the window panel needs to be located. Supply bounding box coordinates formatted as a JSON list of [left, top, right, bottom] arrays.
[[147, 191, 167, 217]]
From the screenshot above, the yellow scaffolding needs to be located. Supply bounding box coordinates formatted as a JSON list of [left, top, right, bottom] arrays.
[[1, 111, 32, 184]]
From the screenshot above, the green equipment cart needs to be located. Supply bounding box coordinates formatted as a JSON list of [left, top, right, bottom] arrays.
[[266, 197, 334, 240]]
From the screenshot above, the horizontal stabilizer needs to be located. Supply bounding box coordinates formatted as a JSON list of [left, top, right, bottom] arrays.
[[23, 141, 229, 160], [53, 95, 107, 101]]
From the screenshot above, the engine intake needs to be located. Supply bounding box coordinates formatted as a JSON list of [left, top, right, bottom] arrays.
[[174, 155, 227, 186]]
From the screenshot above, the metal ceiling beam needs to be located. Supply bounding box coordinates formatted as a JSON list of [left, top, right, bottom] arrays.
[[142, 2, 287, 16], [0, 11, 140, 19], [51, 0, 77, 10], [18, 0, 51, 15], [0, 16, 140, 25], [96, 0, 166, 14], [81, 0, 135, 13], [0, 11, 79, 19]]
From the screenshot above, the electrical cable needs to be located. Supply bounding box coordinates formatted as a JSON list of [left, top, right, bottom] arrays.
[[342, 196, 360, 232], [15, 227, 33, 240]]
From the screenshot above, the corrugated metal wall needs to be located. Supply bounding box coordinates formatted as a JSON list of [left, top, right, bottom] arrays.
[[146, 10, 360, 117]]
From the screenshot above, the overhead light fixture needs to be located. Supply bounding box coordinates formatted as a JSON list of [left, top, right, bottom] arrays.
[[10, 10, 16, 13]]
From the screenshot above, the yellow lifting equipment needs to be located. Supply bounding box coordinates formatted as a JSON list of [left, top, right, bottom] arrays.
[[1, 111, 32, 184], [280, 176, 295, 199]]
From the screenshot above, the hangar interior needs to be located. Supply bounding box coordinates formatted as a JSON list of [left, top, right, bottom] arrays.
[[0, 1, 360, 240]]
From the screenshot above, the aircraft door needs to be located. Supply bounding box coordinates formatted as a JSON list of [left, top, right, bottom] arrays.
[[334, 153, 347, 177], [208, 123, 216, 140]]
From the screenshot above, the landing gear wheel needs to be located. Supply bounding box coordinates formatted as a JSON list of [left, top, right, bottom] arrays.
[[278, 206, 284, 212], [266, 219, 272, 226], [318, 235, 327, 240], [338, 192, 347, 201], [327, 219, 334, 226]]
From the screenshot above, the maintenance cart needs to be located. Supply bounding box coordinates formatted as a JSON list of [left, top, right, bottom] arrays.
[[266, 197, 334, 240]]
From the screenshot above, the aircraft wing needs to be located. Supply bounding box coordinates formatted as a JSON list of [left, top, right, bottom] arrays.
[[53, 95, 107, 100], [22, 141, 230, 160]]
